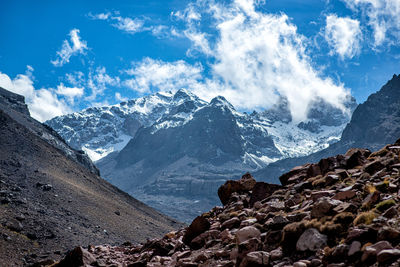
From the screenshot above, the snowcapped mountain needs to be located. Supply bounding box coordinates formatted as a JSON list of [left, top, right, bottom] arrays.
[[46, 91, 189, 161], [47, 89, 356, 222], [47, 89, 356, 164]]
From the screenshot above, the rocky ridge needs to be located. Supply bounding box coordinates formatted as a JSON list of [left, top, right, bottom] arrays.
[[0, 87, 181, 266], [52, 139, 400, 266]]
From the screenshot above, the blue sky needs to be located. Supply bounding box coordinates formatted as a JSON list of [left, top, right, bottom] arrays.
[[0, 0, 399, 122]]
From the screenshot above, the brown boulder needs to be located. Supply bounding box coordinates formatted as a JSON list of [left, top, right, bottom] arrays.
[[55, 247, 96, 267], [240, 173, 257, 191], [239, 251, 269, 267], [249, 182, 282, 207], [218, 180, 246, 205], [364, 160, 385, 175], [333, 190, 356, 201], [345, 148, 370, 168], [311, 197, 341, 218], [218, 173, 256, 205], [183, 216, 210, 246], [279, 165, 309, 185]]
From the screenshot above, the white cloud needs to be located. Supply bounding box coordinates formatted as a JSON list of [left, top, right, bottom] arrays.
[[90, 12, 145, 35], [115, 92, 128, 102], [90, 12, 111, 20], [324, 14, 362, 59], [124, 58, 203, 94], [342, 0, 400, 47], [86, 67, 120, 101], [56, 83, 84, 104], [51, 29, 88, 67], [0, 69, 71, 122], [67, 67, 120, 101], [112, 16, 144, 34], [127, 0, 351, 122]]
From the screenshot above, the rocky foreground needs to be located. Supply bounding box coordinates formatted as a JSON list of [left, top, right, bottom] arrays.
[[50, 140, 400, 267]]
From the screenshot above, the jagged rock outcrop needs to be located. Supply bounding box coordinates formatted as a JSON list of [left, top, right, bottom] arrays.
[[52, 140, 400, 266]]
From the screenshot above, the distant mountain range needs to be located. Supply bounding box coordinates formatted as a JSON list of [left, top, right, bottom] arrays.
[[255, 74, 400, 183], [47, 86, 357, 222], [0, 87, 180, 265]]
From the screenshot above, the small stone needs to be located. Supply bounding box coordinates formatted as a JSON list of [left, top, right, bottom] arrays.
[[5, 219, 23, 232], [293, 262, 307, 267], [361, 241, 393, 262], [311, 197, 341, 218], [310, 258, 322, 267], [348, 241, 361, 256], [296, 228, 327, 252], [377, 249, 400, 263], [42, 184, 52, 191], [377, 226, 400, 241], [333, 190, 356, 201], [269, 247, 283, 261], [383, 206, 398, 218], [236, 226, 261, 244], [239, 251, 269, 267], [362, 191, 380, 208], [221, 217, 240, 230]]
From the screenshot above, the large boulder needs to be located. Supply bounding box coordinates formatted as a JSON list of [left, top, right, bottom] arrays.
[[55, 247, 96, 267], [249, 182, 282, 207], [183, 216, 210, 246], [218, 173, 257, 205]]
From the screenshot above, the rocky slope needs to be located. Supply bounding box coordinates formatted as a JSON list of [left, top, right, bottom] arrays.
[[47, 89, 355, 222], [0, 88, 181, 266], [254, 74, 400, 184], [52, 140, 400, 267]]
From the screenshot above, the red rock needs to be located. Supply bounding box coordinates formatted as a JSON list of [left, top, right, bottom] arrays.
[[182, 216, 210, 246], [239, 251, 269, 267], [333, 190, 356, 201], [218, 180, 246, 205]]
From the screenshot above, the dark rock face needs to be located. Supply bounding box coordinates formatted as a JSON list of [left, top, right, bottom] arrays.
[[54, 141, 400, 267], [0, 87, 99, 175], [341, 74, 400, 150], [0, 87, 30, 116]]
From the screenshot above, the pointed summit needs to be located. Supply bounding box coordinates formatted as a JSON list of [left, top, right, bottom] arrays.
[[173, 88, 198, 103], [209, 96, 235, 111]]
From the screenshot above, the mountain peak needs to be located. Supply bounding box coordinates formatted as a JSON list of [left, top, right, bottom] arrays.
[[173, 88, 197, 102], [209, 96, 235, 110]]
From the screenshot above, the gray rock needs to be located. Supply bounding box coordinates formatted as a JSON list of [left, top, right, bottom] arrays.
[[296, 228, 327, 252], [236, 226, 261, 244]]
